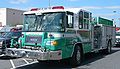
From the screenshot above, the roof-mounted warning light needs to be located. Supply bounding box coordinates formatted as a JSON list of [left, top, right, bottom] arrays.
[[30, 8, 50, 11], [30, 8, 40, 11], [52, 6, 64, 9]]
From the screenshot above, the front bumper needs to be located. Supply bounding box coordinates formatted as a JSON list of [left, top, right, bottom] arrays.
[[6, 48, 62, 60], [0, 48, 2, 54], [0, 47, 6, 54]]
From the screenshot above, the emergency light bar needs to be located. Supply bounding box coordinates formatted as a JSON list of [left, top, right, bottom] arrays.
[[52, 6, 64, 9], [30, 8, 50, 11], [30, 6, 64, 11], [30, 8, 40, 11]]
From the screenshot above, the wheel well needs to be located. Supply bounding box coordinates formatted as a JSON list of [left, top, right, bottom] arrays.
[[108, 39, 112, 45], [75, 43, 83, 54], [71, 43, 84, 57]]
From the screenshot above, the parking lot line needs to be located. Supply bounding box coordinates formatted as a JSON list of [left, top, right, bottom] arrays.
[[0, 54, 4, 57], [10, 59, 16, 69], [15, 61, 38, 68], [22, 58, 29, 64]]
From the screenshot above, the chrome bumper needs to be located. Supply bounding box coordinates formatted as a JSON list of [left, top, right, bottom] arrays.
[[0, 49, 2, 54], [0, 48, 6, 54], [6, 48, 62, 60]]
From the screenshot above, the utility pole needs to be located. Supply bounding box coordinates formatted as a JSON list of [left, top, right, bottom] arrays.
[[113, 11, 117, 26]]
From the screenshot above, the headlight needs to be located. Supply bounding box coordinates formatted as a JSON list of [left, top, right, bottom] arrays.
[[46, 41, 58, 46], [0, 41, 3, 45]]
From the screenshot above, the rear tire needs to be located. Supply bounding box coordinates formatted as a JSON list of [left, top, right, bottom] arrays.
[[69, 45, 83, 67], [105, 41, 112, 54]]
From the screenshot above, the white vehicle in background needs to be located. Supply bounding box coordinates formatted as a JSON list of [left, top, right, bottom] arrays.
[[0, 9, 42, 55], [115, 28, 120, 46]]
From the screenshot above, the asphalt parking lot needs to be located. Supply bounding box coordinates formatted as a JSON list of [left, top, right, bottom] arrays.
[[0, 47, 120, 69], [0, 56, 37, 69]]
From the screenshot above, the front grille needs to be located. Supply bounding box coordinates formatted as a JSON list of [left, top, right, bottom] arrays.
[[25, 35, 42, 44]]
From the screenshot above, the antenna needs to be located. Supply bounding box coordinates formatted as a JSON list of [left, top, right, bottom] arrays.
[[49, 0, 51, 8]]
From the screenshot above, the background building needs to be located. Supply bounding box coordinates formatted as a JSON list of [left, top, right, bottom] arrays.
[[0, 8, 25, 27]]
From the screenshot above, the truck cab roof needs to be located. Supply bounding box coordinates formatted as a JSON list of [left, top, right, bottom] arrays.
[[23, 7, 91, 15]]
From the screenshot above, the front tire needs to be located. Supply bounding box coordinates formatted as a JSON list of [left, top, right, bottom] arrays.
[[69, 46, 83, 66]]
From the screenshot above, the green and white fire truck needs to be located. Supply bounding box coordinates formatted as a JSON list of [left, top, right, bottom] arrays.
[[6, 6, 116, 66]]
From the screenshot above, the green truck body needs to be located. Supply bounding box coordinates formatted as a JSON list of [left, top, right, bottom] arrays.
[[93, 17, 113, 26]]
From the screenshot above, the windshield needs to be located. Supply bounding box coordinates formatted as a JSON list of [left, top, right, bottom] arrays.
[[38, 12, 65, 32], [24, 14, 43, 31], [24, 14, 37, 31], [24, 12, 65, 32]]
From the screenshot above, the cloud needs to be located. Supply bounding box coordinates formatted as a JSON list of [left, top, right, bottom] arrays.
[[10, 0, 28, 4], [80, 6, 102, 9], [105, 6, 120, 9], [93, 13, 115, 17], [69, 0, 78, 2], [75, 6, 120, 10], [13, 6, 40, 11]]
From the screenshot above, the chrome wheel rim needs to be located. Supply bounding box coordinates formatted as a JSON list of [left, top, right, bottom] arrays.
[[108, 43, 111, 53], [76, 50, 81, 63]]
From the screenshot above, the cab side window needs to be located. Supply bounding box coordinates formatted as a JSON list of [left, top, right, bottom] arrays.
[[79, 11, 91, 29], [66, 12, 74, 28]]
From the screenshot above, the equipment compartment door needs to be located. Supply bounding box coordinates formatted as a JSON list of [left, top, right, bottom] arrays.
[[94, 26, 102, 49]]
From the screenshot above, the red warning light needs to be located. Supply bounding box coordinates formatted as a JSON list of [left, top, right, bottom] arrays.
[[30, 8, 39, 11], [52, 6, 64, 9]]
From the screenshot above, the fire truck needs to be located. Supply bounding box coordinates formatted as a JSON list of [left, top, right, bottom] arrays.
[[6, 6, 116, 66]]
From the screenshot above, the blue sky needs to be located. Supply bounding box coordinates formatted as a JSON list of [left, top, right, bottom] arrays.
[[0, 0, 120, 26]]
